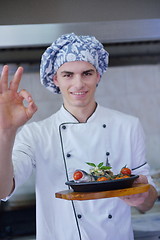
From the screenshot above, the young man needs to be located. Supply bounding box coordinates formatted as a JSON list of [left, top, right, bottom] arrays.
[[0, 33, 158, 240]]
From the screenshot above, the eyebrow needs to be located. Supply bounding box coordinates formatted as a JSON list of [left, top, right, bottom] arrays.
[[83, 69, 95, 74], [60, 71, 73, 75], [60, 69, 95, 75]]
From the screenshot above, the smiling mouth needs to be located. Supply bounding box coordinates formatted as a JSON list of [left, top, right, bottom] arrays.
[[71, 91, 87, 95]]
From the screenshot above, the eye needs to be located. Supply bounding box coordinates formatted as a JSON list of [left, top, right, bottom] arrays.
[[63, 73, 72, 78], [83, 71, 92, 76]]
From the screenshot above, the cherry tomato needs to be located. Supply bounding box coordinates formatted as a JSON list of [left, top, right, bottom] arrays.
[[120, 167, 131, 175], [73, 171, 83, 180], [97, 177, 108, 181]]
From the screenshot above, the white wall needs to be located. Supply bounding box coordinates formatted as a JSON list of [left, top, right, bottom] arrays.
[[2, 63, 159, 170], [1, 61, 160, 202], [97, 64, 160, 169]]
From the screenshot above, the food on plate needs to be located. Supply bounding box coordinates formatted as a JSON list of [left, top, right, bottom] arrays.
[[73, 170, 95, 183], [73, 171, 83, 180], [114, 175, 130, 179], [87, 162, 113, 178], [73, 162, 132, 183], [120, 165, 131, 175], [97, 177, 109, 181]]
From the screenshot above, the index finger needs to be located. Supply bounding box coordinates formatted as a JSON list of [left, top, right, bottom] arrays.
[[0, 65, 9, 93], [9, 66, 24, 92]]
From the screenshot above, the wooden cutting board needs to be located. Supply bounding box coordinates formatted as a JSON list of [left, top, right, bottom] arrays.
[[55, 183, 150, 201]]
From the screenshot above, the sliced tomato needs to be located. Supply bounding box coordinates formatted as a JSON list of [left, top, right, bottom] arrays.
[[73, 171, 83, 180], [97, 177, 109, 181], [115, 175, 130, 179]]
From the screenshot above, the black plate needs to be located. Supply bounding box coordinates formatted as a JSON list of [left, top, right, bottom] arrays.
[[65, 175, 139, 192]]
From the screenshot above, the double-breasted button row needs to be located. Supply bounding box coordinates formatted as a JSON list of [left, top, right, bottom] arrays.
[[62, 124, 107, 129], [61, 125, 71, 158], [77, 214, 112, 220]]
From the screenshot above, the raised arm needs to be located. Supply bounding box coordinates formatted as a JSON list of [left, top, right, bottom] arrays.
[[0, 65, 37, 199]]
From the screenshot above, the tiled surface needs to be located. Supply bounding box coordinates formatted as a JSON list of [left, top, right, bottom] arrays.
[[97, 64, 160, 169]]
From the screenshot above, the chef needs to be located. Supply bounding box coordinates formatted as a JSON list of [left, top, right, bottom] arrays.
[[0, 33, 158, 240]]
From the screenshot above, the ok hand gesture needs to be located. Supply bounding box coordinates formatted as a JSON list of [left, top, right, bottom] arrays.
[[0, 65, 37, 130]]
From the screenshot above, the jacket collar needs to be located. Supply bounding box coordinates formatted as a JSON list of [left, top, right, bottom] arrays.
[[58, 104, 100, 123]]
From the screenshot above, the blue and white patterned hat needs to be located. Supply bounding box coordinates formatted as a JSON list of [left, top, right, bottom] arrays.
[[40, 33, 109, 94]]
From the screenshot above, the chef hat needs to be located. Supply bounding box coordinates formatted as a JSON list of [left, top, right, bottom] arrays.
[[40, 33, 109, 94]]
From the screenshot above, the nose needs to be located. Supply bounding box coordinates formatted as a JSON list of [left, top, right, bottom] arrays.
[[74, 75, 85, 89]]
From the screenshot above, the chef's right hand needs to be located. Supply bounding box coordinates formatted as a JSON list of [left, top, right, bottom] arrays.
[[0, 65, 37, 130]]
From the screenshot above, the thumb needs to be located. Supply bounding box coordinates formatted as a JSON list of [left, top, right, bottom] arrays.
[[134, 175, 148, 184]]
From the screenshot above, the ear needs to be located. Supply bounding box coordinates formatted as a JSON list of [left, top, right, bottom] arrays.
[[96, 72, 101, 84], [53, 74, 59, 87]]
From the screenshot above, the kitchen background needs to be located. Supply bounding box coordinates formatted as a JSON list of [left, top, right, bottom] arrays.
[[0, 0, 160, 239]]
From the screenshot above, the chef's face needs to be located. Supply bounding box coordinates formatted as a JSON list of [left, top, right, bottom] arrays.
[[53, 61, 100, 111]]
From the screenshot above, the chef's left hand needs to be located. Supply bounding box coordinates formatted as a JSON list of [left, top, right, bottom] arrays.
[[119, 175, 149, 207]]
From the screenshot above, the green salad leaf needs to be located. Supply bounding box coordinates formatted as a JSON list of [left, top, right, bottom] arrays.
[[98, 162, 104, 168], [86, 162, 112, 170], [86, 162, 96, 167]]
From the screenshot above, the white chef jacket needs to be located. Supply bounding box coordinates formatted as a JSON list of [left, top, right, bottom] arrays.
[[4, 104, 155, 240]]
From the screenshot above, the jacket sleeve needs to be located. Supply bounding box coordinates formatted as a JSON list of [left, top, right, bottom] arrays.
[[131, 118, 156, 188]]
